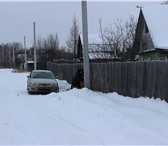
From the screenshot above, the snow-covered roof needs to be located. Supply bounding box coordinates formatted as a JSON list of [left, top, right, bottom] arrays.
[[142, 5, 168, 49], [27, 61, 34, 64], [79, 34, 113, 59], [80, 34, 103, 45], [89, 52, 112, 59], [79, 34, 115, 59]]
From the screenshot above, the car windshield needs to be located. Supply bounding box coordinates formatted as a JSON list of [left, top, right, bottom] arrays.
[[31, 72, 55, 79]]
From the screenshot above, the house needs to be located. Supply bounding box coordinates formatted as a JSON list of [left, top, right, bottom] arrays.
[[77, 34, 115, 61], [133, 5, 168, 61]]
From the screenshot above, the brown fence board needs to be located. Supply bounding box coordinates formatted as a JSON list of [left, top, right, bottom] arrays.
[[47, 61, 168, 102]]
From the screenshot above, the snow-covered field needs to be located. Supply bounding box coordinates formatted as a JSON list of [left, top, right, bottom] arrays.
[[1, 69, 168, 145]]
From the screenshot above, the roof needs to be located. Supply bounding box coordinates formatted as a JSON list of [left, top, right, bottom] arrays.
[[89, 52, 112, 59], [79, 34, 103, 45], [142, 5, 168, 49], [139, 48, 168, 54], [27, 61, 34, 64], [32, 70, 52, 73], [79, 34, 112, 59]]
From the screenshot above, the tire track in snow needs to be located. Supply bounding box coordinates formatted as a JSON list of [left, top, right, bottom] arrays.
[[49, 112, 105, 145]]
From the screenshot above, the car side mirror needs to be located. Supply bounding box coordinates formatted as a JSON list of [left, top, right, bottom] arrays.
[[27, 75, 30, 78]]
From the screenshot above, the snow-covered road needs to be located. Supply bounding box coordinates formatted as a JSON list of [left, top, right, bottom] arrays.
[[1, 69, 168, 145]]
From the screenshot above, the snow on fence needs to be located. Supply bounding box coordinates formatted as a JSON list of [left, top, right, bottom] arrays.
[[47, 61, 168, 102]]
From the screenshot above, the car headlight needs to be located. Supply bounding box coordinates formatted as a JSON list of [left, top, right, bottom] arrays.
[[52, 82, 58, 86]]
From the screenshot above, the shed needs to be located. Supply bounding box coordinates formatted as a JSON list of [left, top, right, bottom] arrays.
[[77, 34, 114, 60], [133, 5, 168, 60]]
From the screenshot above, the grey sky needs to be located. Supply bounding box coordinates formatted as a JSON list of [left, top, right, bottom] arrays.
[[0, 1, 160, 48]]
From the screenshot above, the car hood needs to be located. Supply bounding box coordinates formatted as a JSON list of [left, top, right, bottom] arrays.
[[30, 78, 58, 84]]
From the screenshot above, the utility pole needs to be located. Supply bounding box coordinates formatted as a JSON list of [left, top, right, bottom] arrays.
[[82, 1, 90, 89], [12, 46, 15, 68], [24, 36, 27, 70], [33, 22, 37, 70]]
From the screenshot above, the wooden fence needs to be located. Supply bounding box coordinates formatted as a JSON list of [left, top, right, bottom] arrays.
[[47, 61, 168, 102]]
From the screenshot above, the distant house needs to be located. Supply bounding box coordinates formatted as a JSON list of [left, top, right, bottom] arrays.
[[77, 34, 115, 60], [133, 5, 168, 61]]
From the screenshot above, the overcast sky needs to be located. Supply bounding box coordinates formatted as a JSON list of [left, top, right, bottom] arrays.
[[0, 1, 160, 48]]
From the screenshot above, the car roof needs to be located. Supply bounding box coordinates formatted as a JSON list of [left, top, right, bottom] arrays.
[[31, 70, 52, 73]]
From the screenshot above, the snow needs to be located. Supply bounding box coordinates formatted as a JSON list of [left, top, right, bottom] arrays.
[[80, 34, 103, 45], [1, 68, 168, 145], [142, 5, 168, 49]]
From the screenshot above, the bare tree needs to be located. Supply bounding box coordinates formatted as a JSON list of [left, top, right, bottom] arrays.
[[66, 15, 80, 59], [161, 1, 168, 4], [100, 15, 137, 61], [0, 42, 23, 68], [12, 42, 23, 68], [36, 33, 60, 64], [97, 18, 112, 59]]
